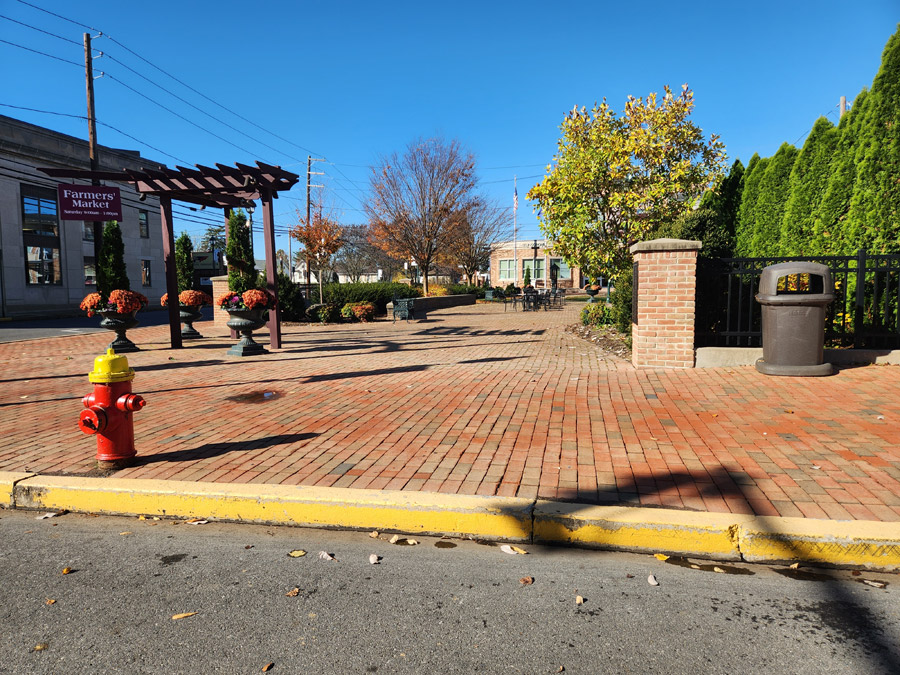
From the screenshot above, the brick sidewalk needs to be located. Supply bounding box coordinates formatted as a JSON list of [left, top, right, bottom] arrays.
[[1, 303, 898, 521]]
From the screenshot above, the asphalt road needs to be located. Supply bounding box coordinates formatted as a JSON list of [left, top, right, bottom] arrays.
[[0, 509, 897, 674], [0, 308, 213, 343]]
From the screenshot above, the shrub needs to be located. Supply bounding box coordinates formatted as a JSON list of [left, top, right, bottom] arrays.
[[611, 266, 633, 335], [225, 210, 256, 294], [276, 272, 307, 321], [428, 284, 449, 296], [581, 303, 614, 327], [446, 284, 486, 299], [306, 303, 340, 324], [97, 220, 129, 296], [341, 302, 375, 322], [174, 232, 194, 292], [309, 282, 420, 313], [523, 268, 531, 287], [504, 283, 520, 295]]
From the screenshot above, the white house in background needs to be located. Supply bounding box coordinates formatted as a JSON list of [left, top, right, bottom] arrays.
[[0, 115, 164, 318]]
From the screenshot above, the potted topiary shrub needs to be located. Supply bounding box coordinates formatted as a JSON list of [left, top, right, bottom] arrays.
[[218, 210, 276, 356], [80, 220, 147, 352]]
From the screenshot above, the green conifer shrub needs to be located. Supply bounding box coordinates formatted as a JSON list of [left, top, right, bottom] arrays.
[[97, 220, 129, 296]]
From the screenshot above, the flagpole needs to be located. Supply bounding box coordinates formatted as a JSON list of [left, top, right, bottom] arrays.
[[513, 175, 518, 288]]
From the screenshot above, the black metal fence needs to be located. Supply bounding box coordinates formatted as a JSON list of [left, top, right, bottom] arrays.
[[695, 249, 900, 349]]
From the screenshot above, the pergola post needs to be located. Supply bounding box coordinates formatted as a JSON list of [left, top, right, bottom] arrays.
[[159, 195, 183, 349], [261, 187, 281, 348], [223, 207, 237, 340]]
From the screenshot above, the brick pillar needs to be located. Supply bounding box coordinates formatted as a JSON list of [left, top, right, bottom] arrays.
[[210, 275, 230, 332], [629, 238, 702, 369]]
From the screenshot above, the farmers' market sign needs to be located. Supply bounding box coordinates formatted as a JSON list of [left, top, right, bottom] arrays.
[[57, 184, 122, 220]]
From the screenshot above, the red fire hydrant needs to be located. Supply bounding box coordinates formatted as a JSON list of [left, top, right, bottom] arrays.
[[78, 348, 146, 468]]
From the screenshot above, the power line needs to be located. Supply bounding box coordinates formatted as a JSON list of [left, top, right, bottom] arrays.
[[100, 49, 305, 163], [13, 0, 95, 30], [13, 0, 324, 159], [0, 37, 81, 66], [0, 13, 81, 45], [104, 73, 263, 159], [0, 102, 190, 165]]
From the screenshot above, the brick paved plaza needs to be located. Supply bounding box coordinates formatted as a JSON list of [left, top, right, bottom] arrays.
[[2, 303, 899, 521]]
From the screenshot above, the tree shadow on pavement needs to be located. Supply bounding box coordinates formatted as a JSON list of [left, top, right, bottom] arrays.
[[130, 432, 318, 465], [302, 364, 430, 383], [522, 464, 900, 672]]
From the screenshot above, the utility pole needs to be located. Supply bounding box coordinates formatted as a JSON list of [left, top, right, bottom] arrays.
[[840, 95, 847, 119], [305, 155, 325, 296], [84, 32, 102, 266]]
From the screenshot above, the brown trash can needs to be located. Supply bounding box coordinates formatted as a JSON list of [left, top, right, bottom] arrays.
[[755, 262, 834, 376]]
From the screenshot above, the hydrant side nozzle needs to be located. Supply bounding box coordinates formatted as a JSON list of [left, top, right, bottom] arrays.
[[82, 393, 95, 409], [116, 393, 146, 412]]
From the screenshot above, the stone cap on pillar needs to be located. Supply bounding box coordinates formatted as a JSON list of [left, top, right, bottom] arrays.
[[630, 238, 702, 254]]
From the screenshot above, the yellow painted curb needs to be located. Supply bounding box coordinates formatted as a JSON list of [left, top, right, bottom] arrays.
[[12, 476, 533, 541], [0, 472, 34, 508], [738, 516, 900, 570], [534, 501, 749, 560]]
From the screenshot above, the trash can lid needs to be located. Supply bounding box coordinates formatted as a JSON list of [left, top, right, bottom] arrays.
[[758, 261, 832, 297]]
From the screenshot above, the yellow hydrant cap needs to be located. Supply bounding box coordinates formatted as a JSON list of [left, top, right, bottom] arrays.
[[89, 348, 135, 383]]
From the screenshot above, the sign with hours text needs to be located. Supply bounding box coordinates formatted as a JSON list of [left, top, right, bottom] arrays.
[[57, 184, 123, 220]]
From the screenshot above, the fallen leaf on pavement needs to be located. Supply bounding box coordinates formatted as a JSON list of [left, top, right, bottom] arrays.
[[318, 551, 336, 561], [61, 567, 72, 575], [789, 563, 801, 570], [45, 599, 56, 605], [713, 567, 726, 574], [862, 580, 886, 589], [388, 537, 418, 546], [369, 531, 380, 539], [262, 663, 274, 672], [653, 554, 669, 561], [172, 612, 198, 620], [625, 574, 634, 579], [119, 532, 132, 536], [520, 577, 534, 585], [784, 409, 793, 414], [389, 534, 400, 544], [185, 519, 208, 525], [287, 550, 307, 558], [648, 575, 659, 586], [369, 554, 381, 565], [37, 512, 62, 520], [557, 667, 565, 672], [245, 545, 253, 550], [575, 595, 584, 605], [32, 643, 49, 652], [851, 570, 861, 576], [285, 588, 300, 597], [138, 515, 146, 521]]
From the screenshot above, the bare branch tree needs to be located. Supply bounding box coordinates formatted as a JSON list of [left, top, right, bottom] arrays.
[[366, 137, 476, 296], [444, 198, 512, 285]]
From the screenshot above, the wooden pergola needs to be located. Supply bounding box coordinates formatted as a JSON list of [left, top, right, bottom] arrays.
[[39, 161, 299, 349]]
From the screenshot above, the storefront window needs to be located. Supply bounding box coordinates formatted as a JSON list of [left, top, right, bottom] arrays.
[[22, 184, 62, 285]]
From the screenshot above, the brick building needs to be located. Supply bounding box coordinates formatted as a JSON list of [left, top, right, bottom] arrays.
[[488, 239, 584, 290]]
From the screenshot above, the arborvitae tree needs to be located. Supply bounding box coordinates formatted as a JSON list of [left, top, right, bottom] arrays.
[[225, 210, 257, 294], [655, 207, 722, 258], [751, 143, 798, 257], [735, 154, 765, 256], [174, 232, 194, 293], [847, 27, 900, 254], [699, 158, 744, 256], [97, 220, 129, 296], [814, 89, 870, 254], [780, 117, 839, 255]]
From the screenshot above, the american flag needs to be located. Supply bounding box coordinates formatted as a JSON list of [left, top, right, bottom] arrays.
[[513, 186, 518, 211]]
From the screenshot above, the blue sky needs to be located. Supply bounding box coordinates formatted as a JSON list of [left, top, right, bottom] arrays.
[[1, 0, 897, 255]]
